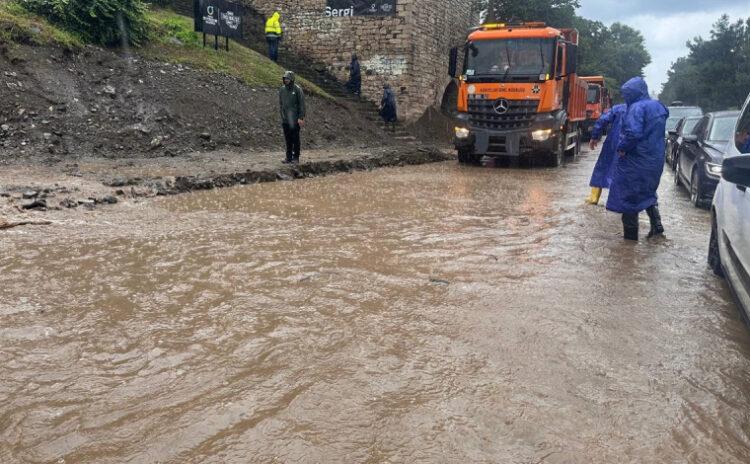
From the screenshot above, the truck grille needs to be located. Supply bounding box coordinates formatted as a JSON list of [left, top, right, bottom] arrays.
[[468, 96, 539, 131]]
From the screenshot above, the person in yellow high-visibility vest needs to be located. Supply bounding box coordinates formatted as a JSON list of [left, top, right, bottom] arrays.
[[265, 11, 283, 62]]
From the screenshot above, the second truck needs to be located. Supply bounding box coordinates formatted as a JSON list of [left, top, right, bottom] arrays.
[[450, 22, 588, 166], [581, 76, 612, 142]]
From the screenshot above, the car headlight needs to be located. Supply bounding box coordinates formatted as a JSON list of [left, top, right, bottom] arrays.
[[531, 129, 552, 141], [454, 127, 470, 139], [706, 162, 722, 176]]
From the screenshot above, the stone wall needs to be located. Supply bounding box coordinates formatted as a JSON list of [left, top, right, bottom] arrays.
[[246, 0, 479, 121]]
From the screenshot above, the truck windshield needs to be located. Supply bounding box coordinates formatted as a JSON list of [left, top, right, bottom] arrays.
[[464, 39, 554, 82], [586, 86, 601, 104]]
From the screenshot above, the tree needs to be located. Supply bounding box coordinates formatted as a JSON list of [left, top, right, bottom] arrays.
[[481, 0, 651, 99], [485, 0, 580, 27], [659, 15, 750, 111]]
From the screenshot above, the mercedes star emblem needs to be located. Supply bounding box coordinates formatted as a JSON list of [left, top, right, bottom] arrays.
[[493, 99, 510, 114]]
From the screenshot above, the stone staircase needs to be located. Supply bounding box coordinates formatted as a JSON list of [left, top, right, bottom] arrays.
[[273, 50, 417, 143], [163, 0, 415, 143]]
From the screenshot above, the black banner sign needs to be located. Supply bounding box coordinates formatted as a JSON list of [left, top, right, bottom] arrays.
[[325, 0, 397, 17], [194, 0, 245, 39]]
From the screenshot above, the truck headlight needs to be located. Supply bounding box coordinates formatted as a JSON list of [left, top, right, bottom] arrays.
[[455, 127, 470, 139], [531, 129, 552, 141], [706, 162, 722, 176]]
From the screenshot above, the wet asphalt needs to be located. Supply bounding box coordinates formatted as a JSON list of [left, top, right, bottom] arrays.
[[1, 145, 749, 463]]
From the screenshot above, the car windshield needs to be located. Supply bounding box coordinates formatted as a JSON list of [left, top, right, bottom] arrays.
[[667, 107, 703, 130], [708, 116, 738, 142], [465, 38, 554, 81], [680, 118, 700, 135], [586, 86, 600, 104]]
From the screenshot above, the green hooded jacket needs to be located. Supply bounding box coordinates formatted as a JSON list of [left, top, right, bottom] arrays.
[[279, 71, 306, 127]]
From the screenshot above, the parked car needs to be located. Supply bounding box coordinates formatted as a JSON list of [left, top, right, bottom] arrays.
[[665, 115, 702, 170], [675, 111, 740, 208], [666, 105, 703, 136], [709, 93, 750, 322]]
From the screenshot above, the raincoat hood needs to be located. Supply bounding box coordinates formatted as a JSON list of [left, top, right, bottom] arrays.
[[271, 12, 280, 21], [283, 70, 296, 85], [621, 77, 649, 105]]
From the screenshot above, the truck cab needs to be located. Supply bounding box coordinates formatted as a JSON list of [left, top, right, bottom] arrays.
[[581, 76, 611, 141], [451, 22, 587, 167]]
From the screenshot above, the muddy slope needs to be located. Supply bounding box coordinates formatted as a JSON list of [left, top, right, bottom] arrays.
[[0, 44, 390, 162]]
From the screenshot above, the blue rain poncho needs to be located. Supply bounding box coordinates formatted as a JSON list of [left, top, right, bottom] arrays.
[[606, 78, 669, 214], [590, 104, 627, 189]]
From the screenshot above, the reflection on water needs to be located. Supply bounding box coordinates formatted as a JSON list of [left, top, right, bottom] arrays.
[[1, 158, 749, 463]]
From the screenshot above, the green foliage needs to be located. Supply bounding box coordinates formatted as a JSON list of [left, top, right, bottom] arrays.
[[18, 0, 149, 46], [0, 0, 82, 49], [660, 15, 750, 111], [485, 0, 580, 27], [145, 10, 330, 98], [482, 0, 651, 99], [575, 17, 651, 99]]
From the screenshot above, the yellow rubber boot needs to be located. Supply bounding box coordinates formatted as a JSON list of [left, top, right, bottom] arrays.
[[586, 187, 602, 205]]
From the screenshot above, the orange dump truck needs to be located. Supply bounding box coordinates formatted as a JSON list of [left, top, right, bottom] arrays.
[[449, 22, 588, 166], [581, 76, 611, 141]]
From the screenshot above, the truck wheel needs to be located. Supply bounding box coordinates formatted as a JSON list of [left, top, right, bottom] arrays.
[[548, 133, 565, 167], [564, 127, 580, 158], [458, 149, 481, 165], [458, 149, 471, 164]]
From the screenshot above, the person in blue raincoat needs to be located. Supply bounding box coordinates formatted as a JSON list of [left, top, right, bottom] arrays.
[[606, 77, 669, 241], [586, 104, 627, 205]]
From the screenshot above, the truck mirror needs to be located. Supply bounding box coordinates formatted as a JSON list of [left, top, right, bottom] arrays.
[[449, 47, 458, 77]]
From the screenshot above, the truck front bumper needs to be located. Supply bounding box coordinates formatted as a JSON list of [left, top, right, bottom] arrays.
[[454, 127, 559, 158]]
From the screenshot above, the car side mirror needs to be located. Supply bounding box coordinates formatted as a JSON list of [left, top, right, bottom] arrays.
[[683, 134, 698, 143], [722, 155, 750, 188], [668, 130, 678, 137]]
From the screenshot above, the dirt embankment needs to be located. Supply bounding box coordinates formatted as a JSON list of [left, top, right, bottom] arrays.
[[0, 41, 458, 222], [0, 44, 391, 162]]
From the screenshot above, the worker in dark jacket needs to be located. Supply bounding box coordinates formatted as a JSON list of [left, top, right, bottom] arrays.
[[606, 77, 669, 241], [586, 104, 627, 205], [346, 54, 361, 95], [279, 71, 306, 164], [380, 84, 398, 132]]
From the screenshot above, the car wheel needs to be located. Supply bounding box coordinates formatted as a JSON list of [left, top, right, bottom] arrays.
[[671, 153, 678, 172], [674, 160, 683, 188], [708, 213, 724, 277], [690, 169, 706, 208]]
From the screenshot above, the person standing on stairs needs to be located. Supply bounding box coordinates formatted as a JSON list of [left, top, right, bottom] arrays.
[[380, 84, 398, 132], [346, 54, 361, 96], [279, 71, 306, 164], [265, 11, 283, 62]]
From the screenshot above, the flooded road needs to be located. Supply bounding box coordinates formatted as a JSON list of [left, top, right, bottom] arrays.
[[2, 148, 750, 463]]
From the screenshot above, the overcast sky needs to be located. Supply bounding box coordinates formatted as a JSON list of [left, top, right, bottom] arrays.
[[577, 0, 750, 95]]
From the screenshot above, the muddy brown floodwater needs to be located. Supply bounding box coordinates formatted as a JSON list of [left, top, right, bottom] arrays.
[[2, 149, 750, 463]]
